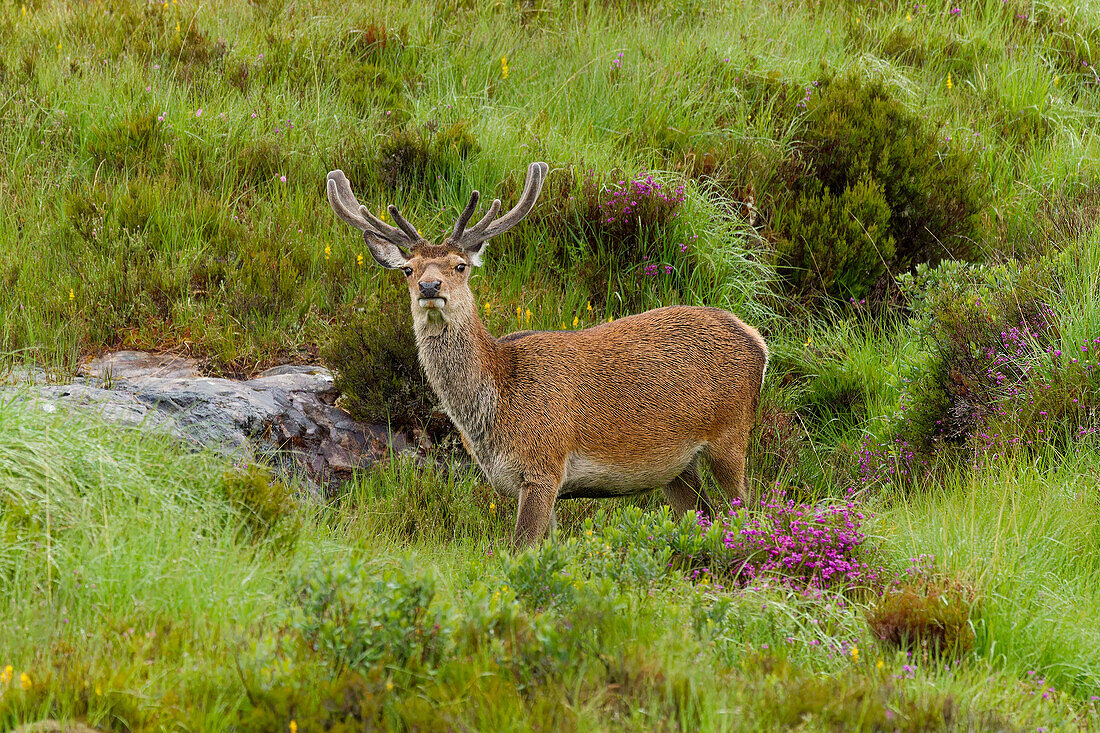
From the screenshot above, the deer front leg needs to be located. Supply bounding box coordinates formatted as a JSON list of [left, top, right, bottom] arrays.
[[512, 471, 561, 548]]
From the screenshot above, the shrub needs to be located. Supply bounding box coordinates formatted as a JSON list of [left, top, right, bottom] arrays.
[[860, 251, 1100, 486], [323, 278, 451, 441], [520, 166, 695, 310], [377, 120, 479, 198], [340, 61, 408, 121], [777, 176, 895, 299], [699, 490, 885, 594], [219, 463, 299, 551], [775, 75, 988, 300], [289, 559, 451, 674], [84, 111, 166, 174], [867, 572, 980, 660]]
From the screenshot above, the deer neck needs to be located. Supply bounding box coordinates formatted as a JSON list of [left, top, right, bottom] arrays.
[[412, 304, 500, 444]]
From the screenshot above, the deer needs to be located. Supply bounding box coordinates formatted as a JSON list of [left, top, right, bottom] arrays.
[[325, 162, 768, 547]]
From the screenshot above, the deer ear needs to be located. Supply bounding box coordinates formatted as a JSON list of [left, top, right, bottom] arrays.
[[464, 242, 486, 267], [364, 232, 409, 269]]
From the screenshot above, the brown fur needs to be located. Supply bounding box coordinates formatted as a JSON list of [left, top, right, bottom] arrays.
[[327, 164, 768, 546]]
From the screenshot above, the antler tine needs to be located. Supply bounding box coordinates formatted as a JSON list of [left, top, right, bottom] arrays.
[[326, 170, 413, 249], [460, 162, 548, 246], [388, 205, 421, 243], [450, 190, 481, 241]]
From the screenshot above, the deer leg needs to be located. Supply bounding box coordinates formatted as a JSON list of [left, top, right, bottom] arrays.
[[705, 429, 750, 513], [513, 472, 560, 548], [662, 458, 713, 517]]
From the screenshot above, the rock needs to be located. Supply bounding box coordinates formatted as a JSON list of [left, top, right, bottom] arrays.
[[2, 351, 415, 496], [13, 721, 104, 733], [79, 350, 202, 381]]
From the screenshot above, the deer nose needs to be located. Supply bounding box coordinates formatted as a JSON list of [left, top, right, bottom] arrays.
[[419, 280, 443, 298]]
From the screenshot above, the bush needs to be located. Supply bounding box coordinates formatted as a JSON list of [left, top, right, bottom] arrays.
[[867, 572, 980, 660], [323, 279, 451, 441], [860, 250, 1100, 487], [777, 176, 895, 299], [84, 111, 166, 175], [775, 75, 988, 300], [219, 463, 299, 551], [699, 490, 885, 594], [520, 166, 696, 310], [377, 120, 479, 198]]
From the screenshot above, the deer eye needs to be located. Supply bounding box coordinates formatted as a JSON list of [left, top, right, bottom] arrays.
[[455, 263, 467, 273], [401, 267, 413, 277]]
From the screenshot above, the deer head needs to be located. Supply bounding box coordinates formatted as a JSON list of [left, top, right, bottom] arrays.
[[325, 162, 549, 332]]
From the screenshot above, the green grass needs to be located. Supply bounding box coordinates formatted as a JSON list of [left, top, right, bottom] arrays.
[[3, 402, 1099, 730], [4, 0, 1100, 728]]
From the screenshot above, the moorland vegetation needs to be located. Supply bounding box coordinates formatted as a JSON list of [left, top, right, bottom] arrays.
[[2, 0, 1100, 729]]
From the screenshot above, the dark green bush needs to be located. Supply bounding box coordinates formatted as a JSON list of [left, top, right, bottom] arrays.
[[775, 76, 988, 300], [323, 279, 450, 440], [777, 176, 895, 299], [84, 111, 166, 174], [377, 120, 479, 198], [340, 61, 408, 121], [519, 166, 696, 310], [219, 463, 299, 551]]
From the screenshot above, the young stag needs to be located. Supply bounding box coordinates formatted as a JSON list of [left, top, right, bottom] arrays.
[[326, 162, 768, 546]]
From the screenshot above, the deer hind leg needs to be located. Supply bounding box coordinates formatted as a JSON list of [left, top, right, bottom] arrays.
[[662, 457, 713, 517], [704, 428, 751, 513]]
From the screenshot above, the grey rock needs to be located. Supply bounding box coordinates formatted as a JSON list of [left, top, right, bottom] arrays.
[[2, 351, 414, 496], [79, 350, 202, 381]]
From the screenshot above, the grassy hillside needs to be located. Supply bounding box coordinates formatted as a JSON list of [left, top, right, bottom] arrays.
[[3, 0, 1100, 729]]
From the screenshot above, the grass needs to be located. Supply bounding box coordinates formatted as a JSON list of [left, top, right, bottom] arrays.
[[3, 0, 1100, 729]]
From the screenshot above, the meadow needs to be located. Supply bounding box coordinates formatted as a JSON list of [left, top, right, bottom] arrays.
[[2, 0, 1100, 729]]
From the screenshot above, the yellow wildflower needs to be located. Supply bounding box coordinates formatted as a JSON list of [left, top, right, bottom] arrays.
[[906, 11, 911, 21], [175, 22, 180, 33], [876, 659, 884, 669], [1054, 75, 1061, 86], [289, 721, 298, 733], [516, 305, 522, 322], [573, 315, 579, 328], [20, 672, 32, 690], [22, 4, 27, 17], [946, 73, 953, 90], [484, 302, 491, 314], [386, 680, 394, 691], [357, 253, 364, 266], [1, 665, 11, 684], [525, 308, 531, 323], [561, 321, 566, 329], [850, 646, 859, 662], [501, 55, 509, 79], [324, 244, 331, 260], [489, 502, 496, 512], [69, 288, 75, 301], [607, 315, 613, 322], [587, 301, 592, 312]]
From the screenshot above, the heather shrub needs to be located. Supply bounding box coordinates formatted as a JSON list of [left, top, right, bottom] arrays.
[[775, 76, 987, 300], [699, 491, 885, 594], [219, 463, 299, 552], [860, 249, 1100, 488], [377, 120, 479, 198], [867, 571, 980, 660], [83, 111, 166, 175], [323, 279, 450, 440], [777, 176, 895, 299], [521, 167, 695, 310]]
